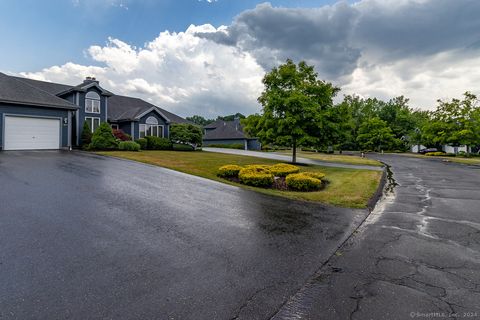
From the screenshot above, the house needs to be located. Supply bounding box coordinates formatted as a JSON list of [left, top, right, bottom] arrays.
[[203, 118, 261, 150], [0, 72, 188, 150]]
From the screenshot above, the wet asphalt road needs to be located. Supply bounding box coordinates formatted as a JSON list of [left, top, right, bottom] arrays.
[[273, 154, 480, 320], [202, 148, 383, 171], [0, 151, 368, 320]]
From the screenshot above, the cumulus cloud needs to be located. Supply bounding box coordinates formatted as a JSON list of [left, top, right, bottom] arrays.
[[20, 25, 265, 118], [19, 0, 480, 116]]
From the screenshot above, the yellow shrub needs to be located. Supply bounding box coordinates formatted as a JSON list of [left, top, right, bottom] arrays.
[[217, 165, 243, 178], [269, 163, 300, 177], [301, 171, 326, 180], [238, 166, 274, 187], [286, 173, 322, 191]]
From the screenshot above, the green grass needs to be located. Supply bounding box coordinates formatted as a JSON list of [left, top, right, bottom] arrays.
[[96, 150, 383, 208], [275, 150, 383, 167]]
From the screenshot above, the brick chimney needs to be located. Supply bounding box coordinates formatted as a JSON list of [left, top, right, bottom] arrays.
[[83, 76, 99, 85]]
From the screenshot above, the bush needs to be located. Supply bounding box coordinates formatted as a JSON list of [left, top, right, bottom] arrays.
[[89, 122, 118, 150], [173, 143, 195, 151], [80, 121, 92, 148], [118, 141, 141, 151], [145, 136, 172, 150], [269, 163, 300, 177], [207, 143, 244, 149], [217, 165, 243, 178], [302, 171, 326, 180], [238, 166, 274, 187], [112, 129, 132, 141], [285, 173, 322, 191], [135, 138, 147, 150], [425, 152, 456, 157]]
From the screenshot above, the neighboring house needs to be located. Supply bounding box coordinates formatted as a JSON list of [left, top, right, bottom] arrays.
[[0, 73, 188, 150], [410, 144, 469, 154], [203, 118, 261, 150]]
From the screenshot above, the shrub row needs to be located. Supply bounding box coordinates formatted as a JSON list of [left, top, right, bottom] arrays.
[[217, 163, 325, 191], [425, 152, 456, 157]]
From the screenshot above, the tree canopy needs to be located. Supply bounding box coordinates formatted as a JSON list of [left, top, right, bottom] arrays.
[[169, 123, 203, 149], [243, 59, 340, 163]]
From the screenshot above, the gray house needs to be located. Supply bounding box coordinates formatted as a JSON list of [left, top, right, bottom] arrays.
[[203, 118, 261, 150], [0, 73, 188, 150]]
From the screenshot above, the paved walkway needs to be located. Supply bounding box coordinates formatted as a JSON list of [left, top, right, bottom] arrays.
[[203, 148, 383, 171]]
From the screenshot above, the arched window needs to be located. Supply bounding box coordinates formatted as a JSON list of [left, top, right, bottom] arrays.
[[85, 91, 100, 113], [145, 116, 158, 125], [140, 116, 164, 138]]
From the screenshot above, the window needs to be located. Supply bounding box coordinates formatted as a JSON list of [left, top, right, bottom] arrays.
[[85, 117, 101, 133], [85, 91, 100, 113], [140, 118, 164, 138]]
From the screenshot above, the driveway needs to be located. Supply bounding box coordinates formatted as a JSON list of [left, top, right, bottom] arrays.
[[273, 154, 480, 319], [0, 151, 368, 319], [202, 148, 383, 171]]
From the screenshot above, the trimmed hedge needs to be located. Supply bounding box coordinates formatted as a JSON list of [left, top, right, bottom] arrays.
[[301, 171, 326, 180], [173, 143, 195, 151], [217, 165, 243, 178], [269, 163, 300, 177], [238, 165, 274, 187], [207, 143, 245, 150], [135, 138, 148, 150], [145, 136, 173, 150], [425, 152, 455, 157], [118, 141, 141, 151], [286, 173, 322, 191]]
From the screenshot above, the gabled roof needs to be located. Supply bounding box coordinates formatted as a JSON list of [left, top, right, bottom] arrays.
[[107, 95, 189, 123], [57, 81, 113, 96], [203, 120, 249, 140], [8, 74, 189, 123], [11, 76, 72, 95], [0, 73, 78, 110], [204, 119, 226, 129]]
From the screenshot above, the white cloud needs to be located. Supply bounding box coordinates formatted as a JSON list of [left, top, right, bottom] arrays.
[[20, 24, 264, 118]]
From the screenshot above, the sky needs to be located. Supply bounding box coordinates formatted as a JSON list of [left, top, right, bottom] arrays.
[[1, 0, 479, 118]]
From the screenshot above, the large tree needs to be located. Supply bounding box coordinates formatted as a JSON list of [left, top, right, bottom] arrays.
[[169, 123, 203, 149], [422, 92, 480, 153], [356, 117, 397, 152], [246, 59, 340, 163]]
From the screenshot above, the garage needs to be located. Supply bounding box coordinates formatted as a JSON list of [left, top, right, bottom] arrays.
[[4, 116, 61, 150]]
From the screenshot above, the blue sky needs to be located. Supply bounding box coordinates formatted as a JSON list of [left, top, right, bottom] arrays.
[[0, 0, 337, 72]]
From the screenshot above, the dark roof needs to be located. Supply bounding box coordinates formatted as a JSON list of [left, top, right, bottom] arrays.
[[204, 119, 226, 129], [0, 73, 78, 110], [203, 120, 249, 140], [108, 95, 189, 123], [58, 80, 113, 96], [11, 76, 73, 95], [7, 74, 188, 122]]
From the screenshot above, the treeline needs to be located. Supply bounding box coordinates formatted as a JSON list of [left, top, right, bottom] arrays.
[[186, 113, 245, 126]]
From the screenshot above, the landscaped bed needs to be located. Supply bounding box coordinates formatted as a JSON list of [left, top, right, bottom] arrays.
[[95, 150, 383, 208]]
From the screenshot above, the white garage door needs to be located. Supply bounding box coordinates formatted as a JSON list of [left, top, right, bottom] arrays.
[[4, 116, 61, 150]]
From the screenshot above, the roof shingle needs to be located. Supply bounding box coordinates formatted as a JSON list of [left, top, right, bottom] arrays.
[[0, 73, 78, 110]]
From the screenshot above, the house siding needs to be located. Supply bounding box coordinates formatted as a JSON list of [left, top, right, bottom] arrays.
[[0, 103, 71, 149], [72, 87, 108, 146], [136, 110, 169, 140]]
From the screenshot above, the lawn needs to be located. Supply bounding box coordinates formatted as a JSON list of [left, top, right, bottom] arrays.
[[275, 150, 383, 167], [96, 150, 382, 208]]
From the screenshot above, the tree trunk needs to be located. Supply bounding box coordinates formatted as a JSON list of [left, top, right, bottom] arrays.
[[292, 138, 297, 164]]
